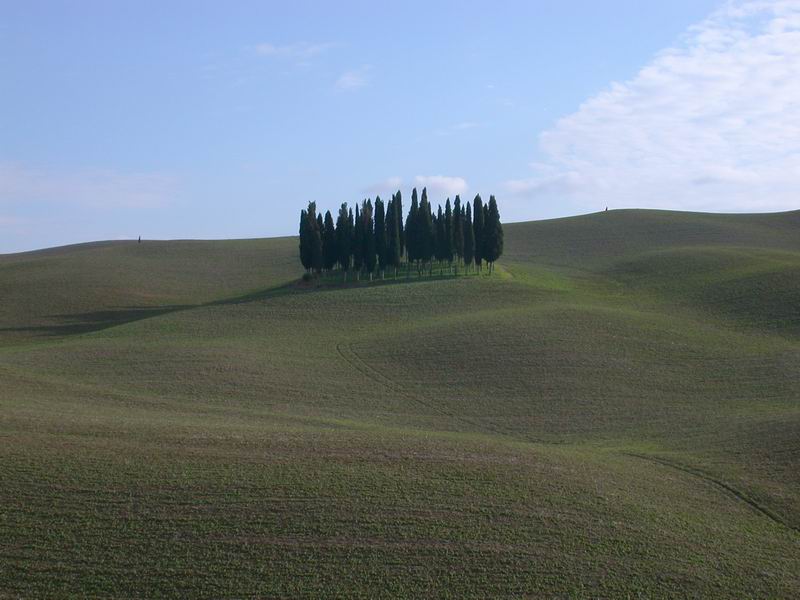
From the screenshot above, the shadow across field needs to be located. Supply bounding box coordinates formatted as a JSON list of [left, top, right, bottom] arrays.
[[1, 271, 508, 340], [0, 282, 301, 338], [0, 306, 193, 337]]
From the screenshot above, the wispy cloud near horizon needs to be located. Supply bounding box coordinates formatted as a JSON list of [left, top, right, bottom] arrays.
[[505, 0, 800, 213], [363, 176, 403, 196], [254, 41, 338, 61], [335, 66, 371, 90], [414, 175, 468, 198]]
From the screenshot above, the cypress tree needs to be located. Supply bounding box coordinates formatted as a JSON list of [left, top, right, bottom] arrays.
[[336, 203, 351, 279], [374, 196, 387, 278], [483, 195, 504, 273], [444, 197, 454, 268], [406, 188, 419, 274], [363, 199, 376, 279], [322, 210, 337, 271], [347, 207, 354, 269], [309, 203, 323, 275], [463, 202, 475, 272], [472, 194, 484, 272], [434, 212, 440, 272], [395, 190, 405, 259], [386, 196, 401, 276], [386, 194, 393, 266], [435, 205, 446, 272], [353, 204, 363, 278], [419, 188, 434, 275], [431, 209, 438, 260], [296, 194, 499, 278], [482, 203, 490, 268], [299, 209, 311, 271], [453, 195, 463, 272]]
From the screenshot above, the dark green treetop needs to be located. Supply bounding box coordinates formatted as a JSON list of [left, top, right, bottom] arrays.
[[463, 201, 475, 269], [299, 209, 311, 271], [322, 210, 337, 270], [374, 197, 387, 273], [406, 188, 419, 263], [444, 197, 454, 263], [418, 188, 434, 264], [453, 196, 463, 262], [395, 190, 405, 258], [352, 204, 364, 272], [386, 196, 401, 271], [335, 203, 351, 271], [363, 199, 376, 275], [309, 205, 323, 274], [435, 205, 446, 262], [472, 194, 484, 269], [483, 195, 504, 270]]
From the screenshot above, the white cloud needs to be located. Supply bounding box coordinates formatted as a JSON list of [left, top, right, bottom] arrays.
[[508, 0, 800, 213], [363, 176, 403, 196], [335, 66, 370, 90], [434, 121, 482, 136], [503, 172, 585, 197], [0, 162, 178, 209], [414, 175, 469, 198], [254, 41, 337, 60]]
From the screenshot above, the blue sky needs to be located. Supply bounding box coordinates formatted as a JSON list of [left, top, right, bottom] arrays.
[[3, 0, 798, 253]]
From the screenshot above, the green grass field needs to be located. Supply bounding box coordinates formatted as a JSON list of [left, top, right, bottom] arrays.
[[2, 209, 799, 598]]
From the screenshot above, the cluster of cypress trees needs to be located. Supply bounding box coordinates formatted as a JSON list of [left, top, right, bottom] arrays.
[[299, 188, 503, 280]]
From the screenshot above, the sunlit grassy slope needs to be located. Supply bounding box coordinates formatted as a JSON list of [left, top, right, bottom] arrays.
[[2, 209, 799, 598]]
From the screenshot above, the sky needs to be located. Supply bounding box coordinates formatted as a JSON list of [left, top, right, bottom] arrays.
[[2, 0, 799, 253]]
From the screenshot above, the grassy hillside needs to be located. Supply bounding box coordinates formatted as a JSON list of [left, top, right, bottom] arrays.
[[2, 209, 799, 598], [0, 237, 298, 344]]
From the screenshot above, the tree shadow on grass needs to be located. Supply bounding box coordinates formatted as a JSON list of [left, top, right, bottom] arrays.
[[0, 281, 299, 339], [309, 269, 493, 291], [1, 271, 498, 340], [0, 305, 193, 337]]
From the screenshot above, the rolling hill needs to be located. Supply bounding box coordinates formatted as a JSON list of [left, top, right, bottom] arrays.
[[1, 209, 799, 598]]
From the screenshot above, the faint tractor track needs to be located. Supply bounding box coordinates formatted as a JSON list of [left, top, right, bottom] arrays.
[[624, 452, 799, 534], [335, 342, 516, 439]]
